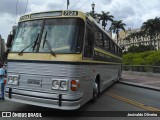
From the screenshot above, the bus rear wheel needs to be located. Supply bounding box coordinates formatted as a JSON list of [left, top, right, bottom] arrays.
[[117, 71, 121, 81]]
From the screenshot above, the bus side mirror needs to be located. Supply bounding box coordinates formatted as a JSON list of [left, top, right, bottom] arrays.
[[12, 26, 17, 37], [6, 26, 17, 48], [6, 34, 13, 48]]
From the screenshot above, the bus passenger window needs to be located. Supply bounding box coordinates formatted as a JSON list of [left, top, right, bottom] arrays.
[[84, 28, 94, 58], [110, 41, 115, 53], [104, 35, 109, 50], [115, 45, 117, 54], [99, 33, 103, 48], [95, 32, 100, 46], [95, 32, 104, 48]]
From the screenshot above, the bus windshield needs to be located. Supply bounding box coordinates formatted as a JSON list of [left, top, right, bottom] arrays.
[[11, 18, 84, 54], [12, 20, 43, 52]]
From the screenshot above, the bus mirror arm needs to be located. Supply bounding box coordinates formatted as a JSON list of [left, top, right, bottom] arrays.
[[42, 31, 47, 48]]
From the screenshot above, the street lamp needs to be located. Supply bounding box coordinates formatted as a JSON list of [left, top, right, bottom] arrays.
[[91, 2, 95, 18]]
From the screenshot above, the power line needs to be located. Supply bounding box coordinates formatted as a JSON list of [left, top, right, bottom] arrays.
[[67, 0, 69, 10], [24, 0, 28, 14], [69, 0, 80, 10], [77, 0, 90, 10], [15, 0, 19, 24]]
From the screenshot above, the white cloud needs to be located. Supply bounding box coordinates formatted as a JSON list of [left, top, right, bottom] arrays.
[[0, 0, 160, 41], [0, 14, 16, 41]]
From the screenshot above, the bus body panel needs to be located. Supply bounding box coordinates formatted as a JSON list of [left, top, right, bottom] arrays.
[[6, 59, 121, 109]]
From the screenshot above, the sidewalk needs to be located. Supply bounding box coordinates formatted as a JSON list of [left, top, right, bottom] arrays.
[[119, 73, 160, 91]]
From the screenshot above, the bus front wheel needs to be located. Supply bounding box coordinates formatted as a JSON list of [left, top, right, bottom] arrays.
[[92, 82, 99, 103]]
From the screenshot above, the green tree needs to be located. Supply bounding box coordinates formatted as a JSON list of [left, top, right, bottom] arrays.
[[123, 50, 160, 66], [86, 11, 94, 18], [97, 11, 114, 30], [109, 20, 126, 44], [141, 17, 160, 50], [127, 45, 154, 53]]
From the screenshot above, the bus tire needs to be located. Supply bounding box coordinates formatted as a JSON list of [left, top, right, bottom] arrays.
[[117, 71, 122, 81], [92, 81, 99, 103]]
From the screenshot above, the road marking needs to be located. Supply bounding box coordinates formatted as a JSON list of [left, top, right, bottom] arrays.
[[106, 92, 160, 111]]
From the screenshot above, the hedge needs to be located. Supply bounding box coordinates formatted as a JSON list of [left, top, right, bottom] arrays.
[[123, 50, 160, 66]]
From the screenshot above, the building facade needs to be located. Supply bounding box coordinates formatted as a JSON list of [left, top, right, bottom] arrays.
[[0, 35, 5, 63], [114, 28, 160, 51]]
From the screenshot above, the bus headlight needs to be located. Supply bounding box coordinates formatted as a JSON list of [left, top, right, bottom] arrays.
[[52, 80, 59, 90], [8, 76, 13, 84], [8, 75, 19, 85], [52, 79, 68, 90], [60, 81, 68, 90], [12, 76, 19, 85]]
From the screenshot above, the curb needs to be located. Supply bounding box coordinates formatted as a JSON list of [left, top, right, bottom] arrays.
[[118, 81, 160, 92]]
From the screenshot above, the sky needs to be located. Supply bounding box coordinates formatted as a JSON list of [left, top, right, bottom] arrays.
[[0, 0, 160, 41]]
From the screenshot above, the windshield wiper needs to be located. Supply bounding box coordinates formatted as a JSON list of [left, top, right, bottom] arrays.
[[43, 31, 56, 57], [18, 34, 39, 56]]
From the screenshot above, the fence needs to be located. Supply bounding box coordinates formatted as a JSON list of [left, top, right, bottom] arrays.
[[122, 65, 160, 73]]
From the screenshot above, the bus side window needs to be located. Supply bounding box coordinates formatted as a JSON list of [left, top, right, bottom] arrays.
[[99, 33, 104, 48], [110, 41, 115, 53], [115, 45, 117, 54], [95, 32, 100, 46], [95, 32, 104, 48], [84, 27, 94, 58], [104, 35, 109, 50]]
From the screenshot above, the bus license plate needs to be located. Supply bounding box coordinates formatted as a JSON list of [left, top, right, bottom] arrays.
[[28, 79, 41, 86]]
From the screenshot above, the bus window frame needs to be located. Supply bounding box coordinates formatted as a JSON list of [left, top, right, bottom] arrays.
[[93, 24, 122, 57], [82, 20, 95, 60]]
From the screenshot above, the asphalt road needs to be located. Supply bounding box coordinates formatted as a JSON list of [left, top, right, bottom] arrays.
[[0, 83, 160, 120]]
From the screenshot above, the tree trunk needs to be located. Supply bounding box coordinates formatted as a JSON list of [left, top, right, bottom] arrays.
[[157, 38, 160, 50], [117, 33, 119, 44]]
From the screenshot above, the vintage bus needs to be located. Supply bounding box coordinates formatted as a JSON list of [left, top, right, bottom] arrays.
[[5, 10, 122, 110]]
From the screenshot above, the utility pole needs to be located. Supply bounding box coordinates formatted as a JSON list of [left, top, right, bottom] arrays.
[[67, 0, 69, 10]]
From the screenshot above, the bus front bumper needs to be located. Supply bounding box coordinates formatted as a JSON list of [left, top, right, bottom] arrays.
[[5, 87, 83, 110]]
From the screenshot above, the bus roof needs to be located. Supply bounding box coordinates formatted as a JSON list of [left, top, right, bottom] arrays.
[[19, 10, 86, 22], [19, 10, 121, 50]]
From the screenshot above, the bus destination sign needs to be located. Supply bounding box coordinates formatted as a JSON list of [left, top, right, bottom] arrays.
[[64, 11, 78, 16], [20, 15, 30, 21]]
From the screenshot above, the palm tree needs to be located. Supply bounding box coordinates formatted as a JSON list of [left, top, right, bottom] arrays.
[[130, 32, 137, 46], [86, 11, 94, 18], [153, 17, 160, 49], [141, 19, 154, 49], [141, 17, 160, 50], [124, 35, 132, 47], [97, 11, 114, 30], [139, 31, 146, 45], [109, 20, 126, 44], [135, 31, 142, 45], [86, 11, 101, 24]]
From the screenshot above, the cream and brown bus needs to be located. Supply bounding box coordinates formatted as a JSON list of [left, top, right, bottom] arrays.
[[5, 10, 122, 110]]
